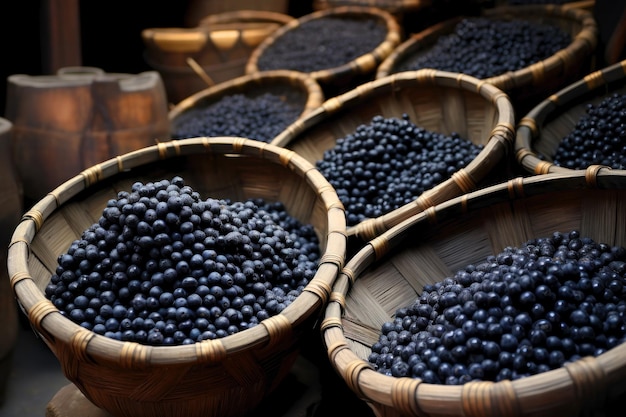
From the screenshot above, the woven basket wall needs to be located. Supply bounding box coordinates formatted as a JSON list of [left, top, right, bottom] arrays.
[[245, 5, 403, 97], [515, 59, 626, 175], [321, 167, 626, 417], [376, 4, 598, 118], [168, 69, 325, 141], [142, 10, 293, 105], [271, 69, 516, 243], [7, 137, 347, 417]]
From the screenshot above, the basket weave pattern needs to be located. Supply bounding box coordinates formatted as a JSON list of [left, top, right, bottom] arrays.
[[8, 137, 347, 417], [272, 69, 516, 242], [321, 167, 626, 417]]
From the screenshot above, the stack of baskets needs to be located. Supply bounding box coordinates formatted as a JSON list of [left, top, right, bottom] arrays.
[[376, 4, 599, 118], [142, 10, 294, 104], [7, 137, 347, 417], [515, 58, 626, 175], [321, 168, 626, 417], [271, 69, 516, 243]]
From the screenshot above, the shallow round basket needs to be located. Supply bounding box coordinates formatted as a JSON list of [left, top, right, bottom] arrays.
[[376, 4, 598, 117], [142, 10, 294, 104], [168, 70, 325, 142], [321, 167, 626, 417], [515, 59, 626, 175], [245, 5, 403, 97], [7, 137, 347, 417], [271, 69, 516, 243]]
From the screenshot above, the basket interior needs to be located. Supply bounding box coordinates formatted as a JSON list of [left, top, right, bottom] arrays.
[[339, 174, 626, 360], [27, 148, 330, 295]]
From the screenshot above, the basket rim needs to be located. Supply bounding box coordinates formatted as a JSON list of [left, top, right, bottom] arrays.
[[271, 68, 517, 240], [322, 167, 626, 414], [8, 136, 346, 366], [375, 4, 599, 86], [168, 69, 325, 123], [245, 5, 403, 83], [515, 59, 626, 175]]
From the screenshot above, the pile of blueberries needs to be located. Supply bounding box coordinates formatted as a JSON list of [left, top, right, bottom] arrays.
[[552, 93, 626, 170], [396, 17, 572, 79], [315, 114, 483, 226], [171, 92, 304, 143], [368, 230, 626, 384], [45, 176, 320, 346], [256, 15, 388, 73]]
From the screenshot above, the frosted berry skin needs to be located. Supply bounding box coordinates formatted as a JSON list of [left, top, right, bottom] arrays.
[[396, 18, 571, 80], [315, 114, 483, 226], [171, 93, 303, 143], [45, 177, 320, 346], [368, 231, 626, 384], [551, 93, 626, 170], [256, 16, 388, 73]]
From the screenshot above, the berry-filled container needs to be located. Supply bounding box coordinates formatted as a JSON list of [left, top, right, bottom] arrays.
[[515, 59, 626, 175], [321, 167, 626, 417], [376, 4, 598, 118], [245, 5, 403, 97], [271, 69, 516, 244], [7, 137, 347, 417], [168, 70, 325, 143]]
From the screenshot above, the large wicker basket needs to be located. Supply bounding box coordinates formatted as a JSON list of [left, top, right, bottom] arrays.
[[7, 137, 347, 417], [321, 167, 626, 417], [245, 5, 403, 97], [376, 5, 598, 117], [271, 69, 516, 243], [515, 59, 626, 175], [168, 69, 325, 142]]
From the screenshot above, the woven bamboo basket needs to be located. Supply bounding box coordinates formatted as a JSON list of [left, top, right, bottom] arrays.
[[515, 59, 626, 175], [312, 0, 432, 16], [376, 5, 598, 118], [168, 70, 325, 142], [321, 167, 626, 417], [142, 10, 293, 105], [271, 69, 516, 243], [245, 6, 403, 97], [7, 137, 347, 417]]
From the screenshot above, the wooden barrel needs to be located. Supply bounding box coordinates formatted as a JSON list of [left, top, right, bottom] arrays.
[[0, 117, 22, 405], [5, 67, 171, 203]]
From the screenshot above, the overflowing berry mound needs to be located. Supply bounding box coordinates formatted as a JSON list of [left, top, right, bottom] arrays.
[[551, 93, 626, 170], [45, 176, 320, 346], [171, 92, 303, 143], [315, 114, 483, 226], [368, 231, 626, 384], [256, 15, 388, 73], [396, 17, 571, 79]]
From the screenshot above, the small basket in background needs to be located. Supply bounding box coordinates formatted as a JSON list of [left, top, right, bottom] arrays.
[[515, 59, 626, 175], [7, 137, 347, 417], [245, 6, 403, 97], [142, 10, 294, 105], [322, 167, 626, 417], [271, 69, 516, 243], [168, 69, 325, 142], [376, 4, 598, 118]]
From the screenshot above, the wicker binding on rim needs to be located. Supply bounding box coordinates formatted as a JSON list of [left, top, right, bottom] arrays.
[[312, 0, 432, 15], [321, 167, 626, 417], [168, 69, 325, 138], [271, 69, 516, 242], [515, 59, 626, 175], [7, 137, 347, 417], [245, 6, 403, 91], [376, 5, 598, 117]]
